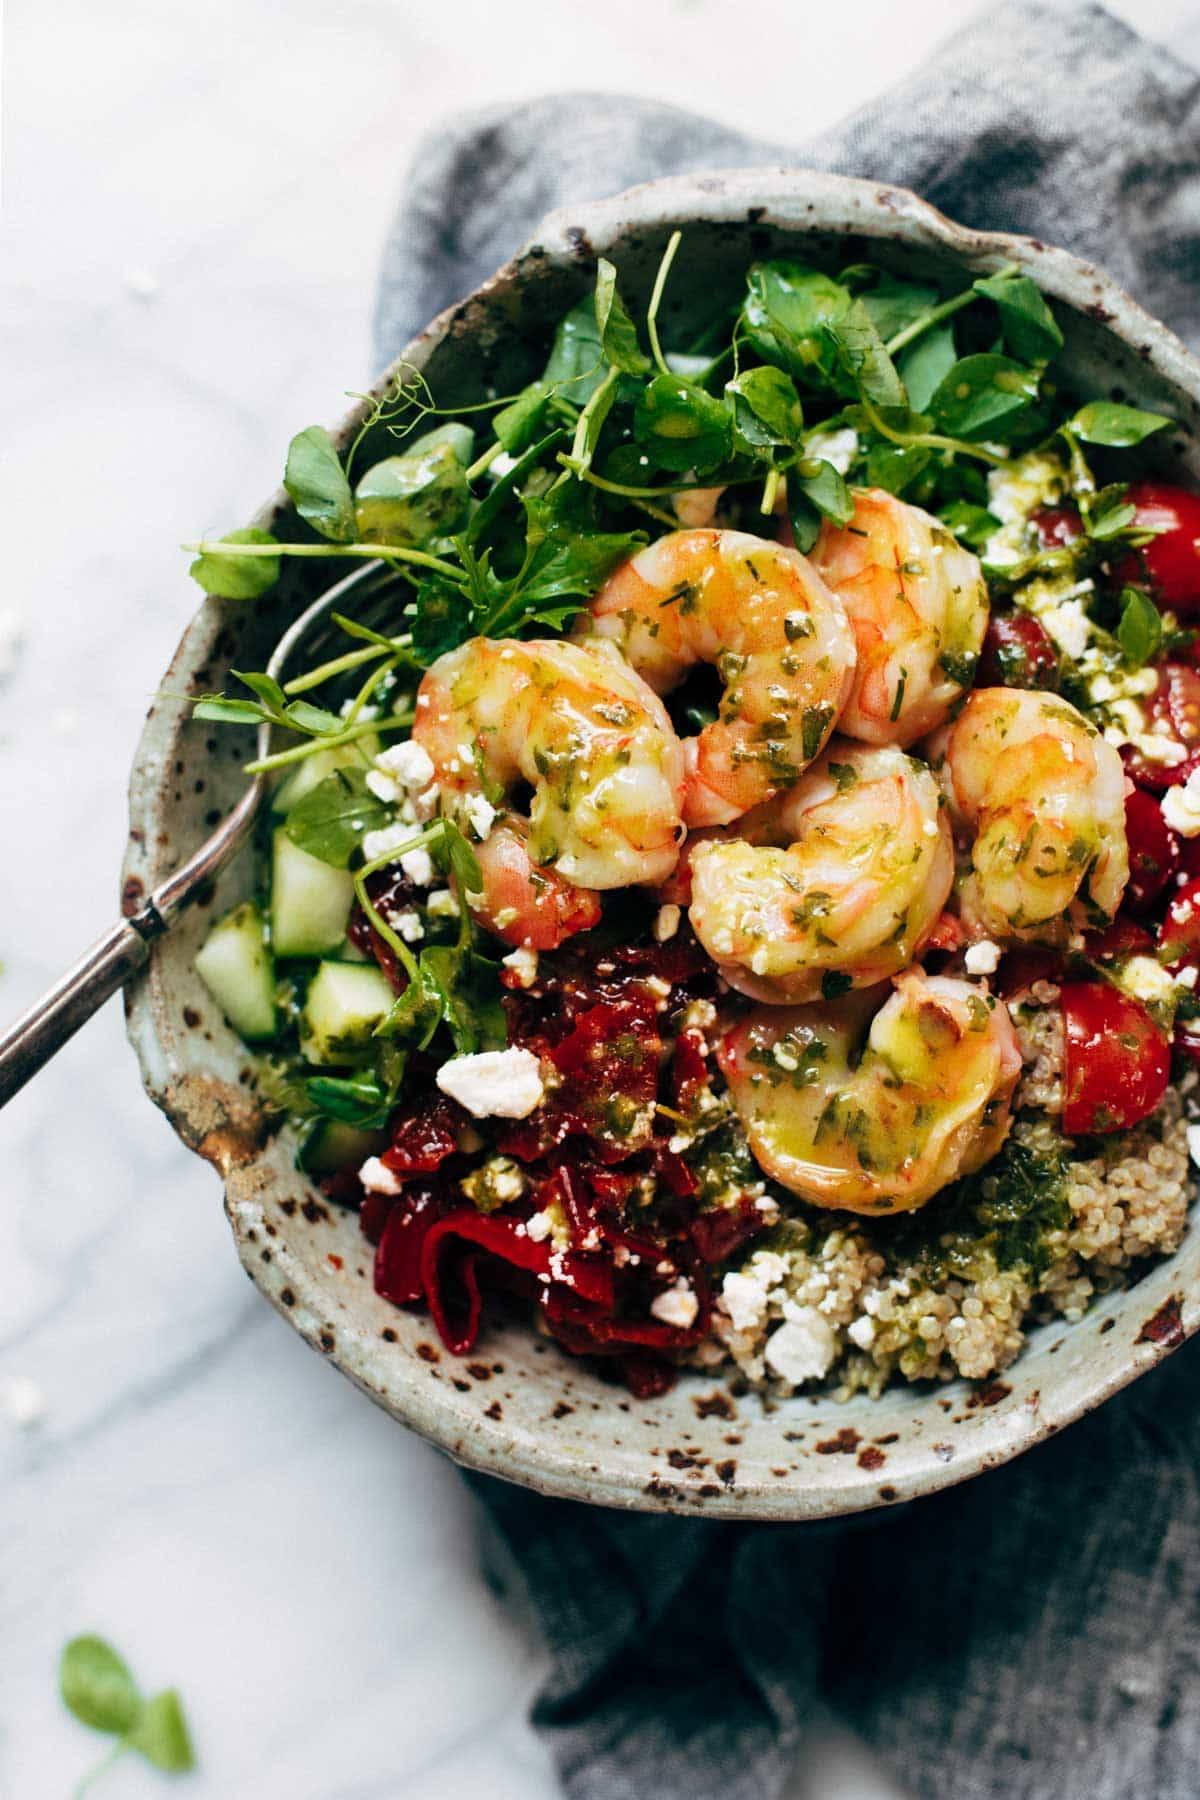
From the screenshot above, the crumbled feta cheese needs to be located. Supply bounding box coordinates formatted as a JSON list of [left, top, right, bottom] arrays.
[[388, 909, 421, 944], [846, 1315, 876, 1351], [436, 1046, 545, 1118], [650, 1279, 699, 1329], [720, 1270, 770, 1333], [1120, 955, 1178, 1010], [366, 769, 400, 803], [359, 1156, 403, 1195], [525, 1209, 553, 1242], [964, 939, 1001, 975], [1163, 768, 1200, 837], [427, 887, 460, 919], [804, 426, 859, 475], [644, 975, 672, 999], [1, 1374, 46, 1427], [465, 793, 497, 841], [654, 903, 681, 943], [460, 1155, 527, 1209], [1037, 593, 1091, 660], [986, 450, 1069, 526], [362, 822, 414, 863], [1178, 965, 1198, 990], [764, 1308, 837, 1385], [502, 944, 539, 988], [400, 846, 436, 887]]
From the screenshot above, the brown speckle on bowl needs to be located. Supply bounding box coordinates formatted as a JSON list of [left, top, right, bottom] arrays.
[[1137, 1295, 1185, 1349]]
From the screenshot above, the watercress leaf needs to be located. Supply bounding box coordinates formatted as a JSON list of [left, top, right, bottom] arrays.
[[354, 435, 470, 547], [233, 670, 287, 712], [493, 382, 551, 454], [859, 276, 939, 341], [283, 700, 349, 736], [793, 459, 853, 527], [441, 819, 484, 896], [929, 353, 1039, 439], [192, 696, 268, 726], [60, 1635, 142, 1735], [825, 298, 905, 407], [304, 1072, 395, 1128], [124, 1690, 196, 1773], [741, 261, 851, 382], [865, 440, 932, 495], [1117, 585, 1163, 666], [189, 528, 281, 600], [518, 520, 646, 609], [420, 945, 507, 1055], [410, 578, 474, 663], [897, 320, 957, 412], [465, 430, 564, 547], [1087, 484, 1138, 540], [634, 373, 732, 473], [594, 258, 651, 375], [1069, 401, 1172, 446], [543, 296, 606, 403], [939, 500, 1001, 549], [570, 365, 618, 473], [284, 768, 391, 868], [724, 366, 805, 451], [973, 272, 1064, 362], [284, 425, 357, 543]]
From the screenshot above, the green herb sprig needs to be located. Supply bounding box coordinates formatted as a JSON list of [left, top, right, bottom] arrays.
[[60, 1634, 195, 1795]]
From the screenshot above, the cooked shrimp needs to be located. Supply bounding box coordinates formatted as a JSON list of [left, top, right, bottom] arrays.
[[811, 487, 989, 745], [412, 636, 685, 949], [719, 970, 1022, 1215], [927, 687, 1129, 941], [579, 529, 856, 828], [688, 741, 953, 1003]]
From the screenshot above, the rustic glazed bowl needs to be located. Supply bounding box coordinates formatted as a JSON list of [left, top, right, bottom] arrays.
[[124, 169, 1200, 1518]]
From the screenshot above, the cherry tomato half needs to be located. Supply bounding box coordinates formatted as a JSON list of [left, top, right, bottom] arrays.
[[1122, 662, 1200, 792], [1061, 981, 1170, 1135], [1159, 875, 1200, 968], [977, 612, 1060, 691], [1114, 481, 1200, 614], [1083, 918, 1153, 966], [1032, 503, 1083, 549], [1123, 788, 1180, 912]]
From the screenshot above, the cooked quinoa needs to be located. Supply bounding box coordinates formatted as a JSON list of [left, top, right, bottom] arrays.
[[701, 996, 1195, 1397]]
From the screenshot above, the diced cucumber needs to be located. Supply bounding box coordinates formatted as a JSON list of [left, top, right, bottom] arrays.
[[193, 901, 277, 1042], [272, 735, 380, 814], [271, 829, 355, 957], [300, 961, 396, 1065], [298, 1117, 387, 1175]]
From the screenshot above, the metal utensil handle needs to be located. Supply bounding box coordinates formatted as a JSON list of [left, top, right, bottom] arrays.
[[0, 907, 166, 1108]]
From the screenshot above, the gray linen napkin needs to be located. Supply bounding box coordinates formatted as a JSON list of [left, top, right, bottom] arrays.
[[373, 8, 1200, 1796]]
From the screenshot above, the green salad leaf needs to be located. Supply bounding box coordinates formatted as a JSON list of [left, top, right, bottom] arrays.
[[284, 768, 392, 868], [189, 528, 281, 600], [1069, 401, 1171, 446], [284, 424, 357, 542]]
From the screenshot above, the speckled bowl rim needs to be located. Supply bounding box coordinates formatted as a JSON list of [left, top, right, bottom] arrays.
[[124, 169, 1200, 1518]]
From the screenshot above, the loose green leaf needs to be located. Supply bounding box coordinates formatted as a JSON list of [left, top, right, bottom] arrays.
[[858, 276, 940, 341], [189, 528, 281, 600], [725, 366, 805, 452], [634, 374, 732, 473], [865, 440, 932, 496], [972, 272, 1064, 362], [897, 321, 957, 413], [1069, 401, 1172, 447], [939, 500, 1001, 549], [284, 768, 391, 868], [594, 259, 651, 375], [354, 428, 471, 547], [742, 262, 851, 383], [493, 382, 551, 454], [125, 1690, 195, 1774], [1117, 585, 1163, 667], [61, 1636, 142, 1736], [420, 945, 508, 1055], [826, 299, 906, 408], [191, 695, 271, 726], [284, 425, 357, 542], [794, 459, 853, 526], [929, 354, 1040, 440], [542, 297, 606, 403], [1086, 483, 1138, 541], [465, 430, 564, 548]]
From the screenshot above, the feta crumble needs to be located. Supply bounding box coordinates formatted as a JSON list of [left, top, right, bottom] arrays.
[[653, 903, 681, 943], [525, 1209, 554, 1243], [964, 939, 1001, 975], [400, 846, 436, 887], [427, 888, 460, 919], [436, 1046, 545, 1118], [359, 1156, 403, 1195], [394, 908, 425, 944], [804, 426, 859, 475], [1163, 768, 1200, 837], [361, 822, 413, 864], [650, 1279, 699, 1329], [763, 1307, 837, 1385], [502, 944, 539, 988], [465, 793, 497, 841]]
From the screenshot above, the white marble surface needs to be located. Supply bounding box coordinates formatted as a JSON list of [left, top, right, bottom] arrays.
[[3, 0, 1196, 1793]]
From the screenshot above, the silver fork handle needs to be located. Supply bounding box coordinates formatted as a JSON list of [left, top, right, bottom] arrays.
[[0, 906, 165, 1107]]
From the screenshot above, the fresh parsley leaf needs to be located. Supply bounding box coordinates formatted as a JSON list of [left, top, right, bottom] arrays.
[[284, 425, 357, 543], [1068, 401, 1171, 447], [189, 528, 281, 600], [284, 768, 391, 868], [929, 354, 1039, 440], [1117, 585, 1163, 667], [725, 366, 805, 452], [61, 1636, 141, 1735], [594, 258, 651, 375], [972, 272, 1064, 363]]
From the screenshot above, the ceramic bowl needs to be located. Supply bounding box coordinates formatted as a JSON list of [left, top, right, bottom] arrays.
[[124, 169, 1200, 1518]]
